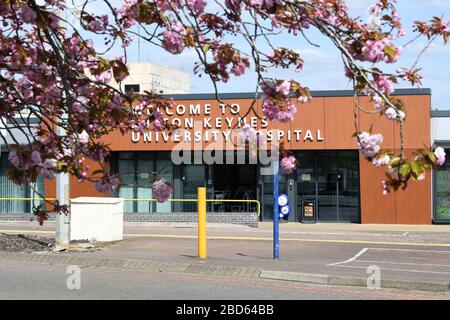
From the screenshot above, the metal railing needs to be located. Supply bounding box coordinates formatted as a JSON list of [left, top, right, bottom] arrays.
[[124, 198, 260, 217], [0, 198, 261, 218]]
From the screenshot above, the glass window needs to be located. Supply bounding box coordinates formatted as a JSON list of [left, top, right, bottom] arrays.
[[182, 164, 205, 212], [0, 154, 45, 214], [114, 152, 173, 213], [137, 159, 153, 213], [124, 84, 140, 93], [117, 158, 135, 213], [435, 149, 450, 221], [156, 160, 173, 212]]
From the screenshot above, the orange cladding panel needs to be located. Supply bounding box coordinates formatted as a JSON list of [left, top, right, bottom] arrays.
[[290, 98, 325, 150], [324, 97, 358, 150], [359, 154, 397, 224]]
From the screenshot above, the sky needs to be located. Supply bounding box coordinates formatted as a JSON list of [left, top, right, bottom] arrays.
[[80, 0, 450, 110]]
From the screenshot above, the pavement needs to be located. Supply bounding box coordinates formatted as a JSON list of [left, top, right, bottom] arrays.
[[1, 221, 450, 296]]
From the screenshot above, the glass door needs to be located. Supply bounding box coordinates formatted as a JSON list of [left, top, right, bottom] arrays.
[[297, 154, 316, 221], [296, 151, 360, 223], [337, 151, 360, 222], [316, 152, 339, 221]]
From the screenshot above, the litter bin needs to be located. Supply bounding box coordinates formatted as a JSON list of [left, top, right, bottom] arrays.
[[300, 199, 317, 223]]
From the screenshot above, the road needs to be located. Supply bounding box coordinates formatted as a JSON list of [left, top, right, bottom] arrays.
[[0, 259, 448, 300], [2, 221, 450, 299]]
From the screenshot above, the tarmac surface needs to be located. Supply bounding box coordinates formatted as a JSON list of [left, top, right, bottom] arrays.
[[0, 259, 447, 300], [1, 221, 450, 298]]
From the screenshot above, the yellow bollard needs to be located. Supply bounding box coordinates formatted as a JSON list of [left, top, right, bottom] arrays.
[[198, 187, 207, 259]]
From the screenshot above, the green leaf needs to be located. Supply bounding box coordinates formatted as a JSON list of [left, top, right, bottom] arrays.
[[389, 157, 401, 168], [399, 163, 411, 178], [411, 160, 422, 177], [202, 43, 210, 54], [92, 169, 105, 176], [427, 151, 437, 165], [384, 45, 397, 59]]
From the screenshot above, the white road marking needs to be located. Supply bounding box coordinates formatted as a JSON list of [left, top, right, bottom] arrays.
[[328, 247, 450, 276], [332, 264, 450, 276], [327, 248, 369, 266], [366, 247, 450, 254]]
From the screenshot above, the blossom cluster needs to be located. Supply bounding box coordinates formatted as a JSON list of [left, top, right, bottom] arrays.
[[435, 147, 446, 166], [357, 132, 384, 159], [261, 80, 298, 123], [281, 155, 297, 174], [152, 179, 173, 203]]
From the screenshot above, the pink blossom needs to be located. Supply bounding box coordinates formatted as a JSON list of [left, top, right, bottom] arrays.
[[152, 179, 173, 202], [225, 0, 242, 13], [262, 100, 297, 123], [357, 132, 383, 158], [261, 80, 297, 123], [94, 176, 120, 193], [8, 151, 21, 168], [96, 70, 112, 83], [384, 107, 397, 120], [298, 96, 310, 104], [359, 38, 401, 64], [372, 154, 390, 167], [37, 159, 57, 179], [417, 172, 426, 181], [281, 155, 297, 174], [187, 0, 207, 16], [162, 22, 186, 54], [381, 180, 388, 195], [133, 119, 147, 132], [87, 20, 105, 32], [78, 130, 89, 144], [434, 147, 446, 166], [361, 39, 386, 63], [238, 124, 258, 144], [276, 81, 291, 96], [250, 0, 281, 9], [19, 5, 36, 24], [374, 75, 395, 95], [372, 95, 384, 111], [30, 151, 42, 166], [231, 62, 246, 76]]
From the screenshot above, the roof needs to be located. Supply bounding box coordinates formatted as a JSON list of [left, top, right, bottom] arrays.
[[431, 110, 450, 118], [164, 88, 431, 100]]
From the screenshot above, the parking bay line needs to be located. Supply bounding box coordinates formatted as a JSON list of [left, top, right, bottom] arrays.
[[328, 247, 450, 276], [353, 259, 450, 268], [332, 264, 450, 276]]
